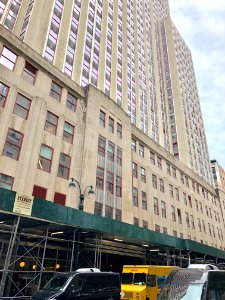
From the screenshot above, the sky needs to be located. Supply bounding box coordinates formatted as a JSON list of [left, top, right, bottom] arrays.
[[169, 0, 225, 169]]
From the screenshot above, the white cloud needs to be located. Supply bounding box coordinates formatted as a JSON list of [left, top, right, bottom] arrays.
[[169, 0, 225, 168]]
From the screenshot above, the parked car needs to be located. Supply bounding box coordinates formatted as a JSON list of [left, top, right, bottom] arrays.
[[31, 268, 121, 300], [158, 267, 225, 300]]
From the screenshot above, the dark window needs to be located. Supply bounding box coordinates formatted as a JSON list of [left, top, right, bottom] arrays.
[[0, 81, 9, 107], [63, 122, 74, 143], [108, 117, 114, 133], [99, 110, 105, 127], [45, 111, 58, 134], [50, 81, 62, 101], [116, 176, 122, 197], [0, 46, 17, 70], [139, 144, 144, 157], [117, 123, 122, 138], [22, 61, 37, 84], [116, 147, 122, 166], [107, 141, 115, 162], [105, 205, 113, 218], [54, 192, 66, 205], [132, 162, 137, 178], [94, 201, 102, 216], [133, 187, 138, 206], [131, 139, 136, 152], [3, 129, 23, 160], [106, 171, 113, 193], [32, 185, 47, 199], [98, 136, 106, 156], [0, 173, 14, 190], [58, 153, 71, 179], [38, 144, 53, 172], [13, 94, 31, 119], [96, 167, 104, 190], [66, 93, 77, 111], [140, 167, 146, 183]]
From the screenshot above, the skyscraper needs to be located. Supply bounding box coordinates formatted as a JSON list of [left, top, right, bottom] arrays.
[[0, 0, 212, 183]]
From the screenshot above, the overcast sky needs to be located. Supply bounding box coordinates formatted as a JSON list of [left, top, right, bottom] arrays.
[[169, 0, 225, 169]]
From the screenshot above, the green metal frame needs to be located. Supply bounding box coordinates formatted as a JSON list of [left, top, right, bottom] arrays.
[[1, 188, 225, 259]]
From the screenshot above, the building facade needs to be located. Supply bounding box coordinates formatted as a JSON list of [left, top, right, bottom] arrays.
[[0, 0, 224, 252], [211, 160, 225, 193]]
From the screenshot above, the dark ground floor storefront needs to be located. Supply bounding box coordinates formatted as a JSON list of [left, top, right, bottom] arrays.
[[0, 188, 225, 299]]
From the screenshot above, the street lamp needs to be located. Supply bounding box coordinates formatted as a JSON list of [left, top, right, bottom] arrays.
[[69, 178, 94, 211]]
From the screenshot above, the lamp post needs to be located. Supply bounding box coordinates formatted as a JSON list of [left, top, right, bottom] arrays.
[[69, 178, 94, 211]]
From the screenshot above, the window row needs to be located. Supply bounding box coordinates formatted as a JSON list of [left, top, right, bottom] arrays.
[[96, 167, 122, 197], [0, 46, 78, 111], [99, 110, 122, 138], [98, 136, 122, 165]]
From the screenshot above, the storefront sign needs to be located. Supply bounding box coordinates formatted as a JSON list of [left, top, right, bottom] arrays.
[[13, 193, 34, 216]]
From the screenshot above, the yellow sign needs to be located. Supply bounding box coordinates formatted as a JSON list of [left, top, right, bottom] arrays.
[[13, 193, 34, 216]]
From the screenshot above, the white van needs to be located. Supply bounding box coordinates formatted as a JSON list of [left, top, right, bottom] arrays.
[[158, 268, 225, 300]]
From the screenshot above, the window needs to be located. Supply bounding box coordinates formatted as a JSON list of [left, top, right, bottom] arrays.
[[171, 205, 176, 222], [132, 162, 137, 178], [172, 167, 176, 178], [140, 167, 146, 183], [142, 191, 147, 210], [159, 178, 164, 192], [106, 171, 113, 193], [173, 230, 177, 237], [63, 122, 74, 143], [96, 167, 104, 190], [98, 136, 106, 156], [163, 227, 167, 234], [94, 201, 102, 216], [133, 187, 138, 206], [153, 197, 159, 215], [0, 46, 17, 70], [66, 93, 77, 111], [139, 144, 144, 157], [22, 61, 37, 84], [115, 209, 121, 221], [180, 172, 184, 184], [45, 111, 58, 134], [195, 199, 199, 211], [105, 205, 113, 219], [108, 117, 114, 133], [177, 208, 182, 224], [175, 188, 179, 201], [107, 141, 115, 162], [199, 202, 203, 213], [150, 151, 155, 164], [32, 185, 47, 200], [54, 192, 66, 205], [50, 81, 62, 101], [116, 147, 122, 166], [152, 174, 157, 189], [99, 110, 105, 127], [117, 123, 122, 138], [134, 217, 139, 226], [155, 224, 160, 232], [186, 212, 190, 227], [116, 176, 122, 197], [0, 81, 9, 107], [166, 163, 171, 175], [157, 156, 162, 169], [3, 129, 23, 160], [183, 192, 187, 205], [0, 173, 14, 190], [58, 153, 71, 179], [188, 195, 192, 207], [143, 220, 148, 228], [191, 215, 195, 229], [131, 139, 136, 152], [161, 201, 166, 218], [169, 184, 173, 197], [13, 94, 31, 119], [38, 144, 53, 172], [185, 176, 189, 187]]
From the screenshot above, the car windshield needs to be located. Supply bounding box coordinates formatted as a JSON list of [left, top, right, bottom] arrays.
[[133, 273, 146, 285], [159, 283, 204, 300], [42, 274, 70, 291], [121, 273, 133, 284]]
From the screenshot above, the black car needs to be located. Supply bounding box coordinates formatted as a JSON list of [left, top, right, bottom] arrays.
[[31, 269, 121, 300]]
